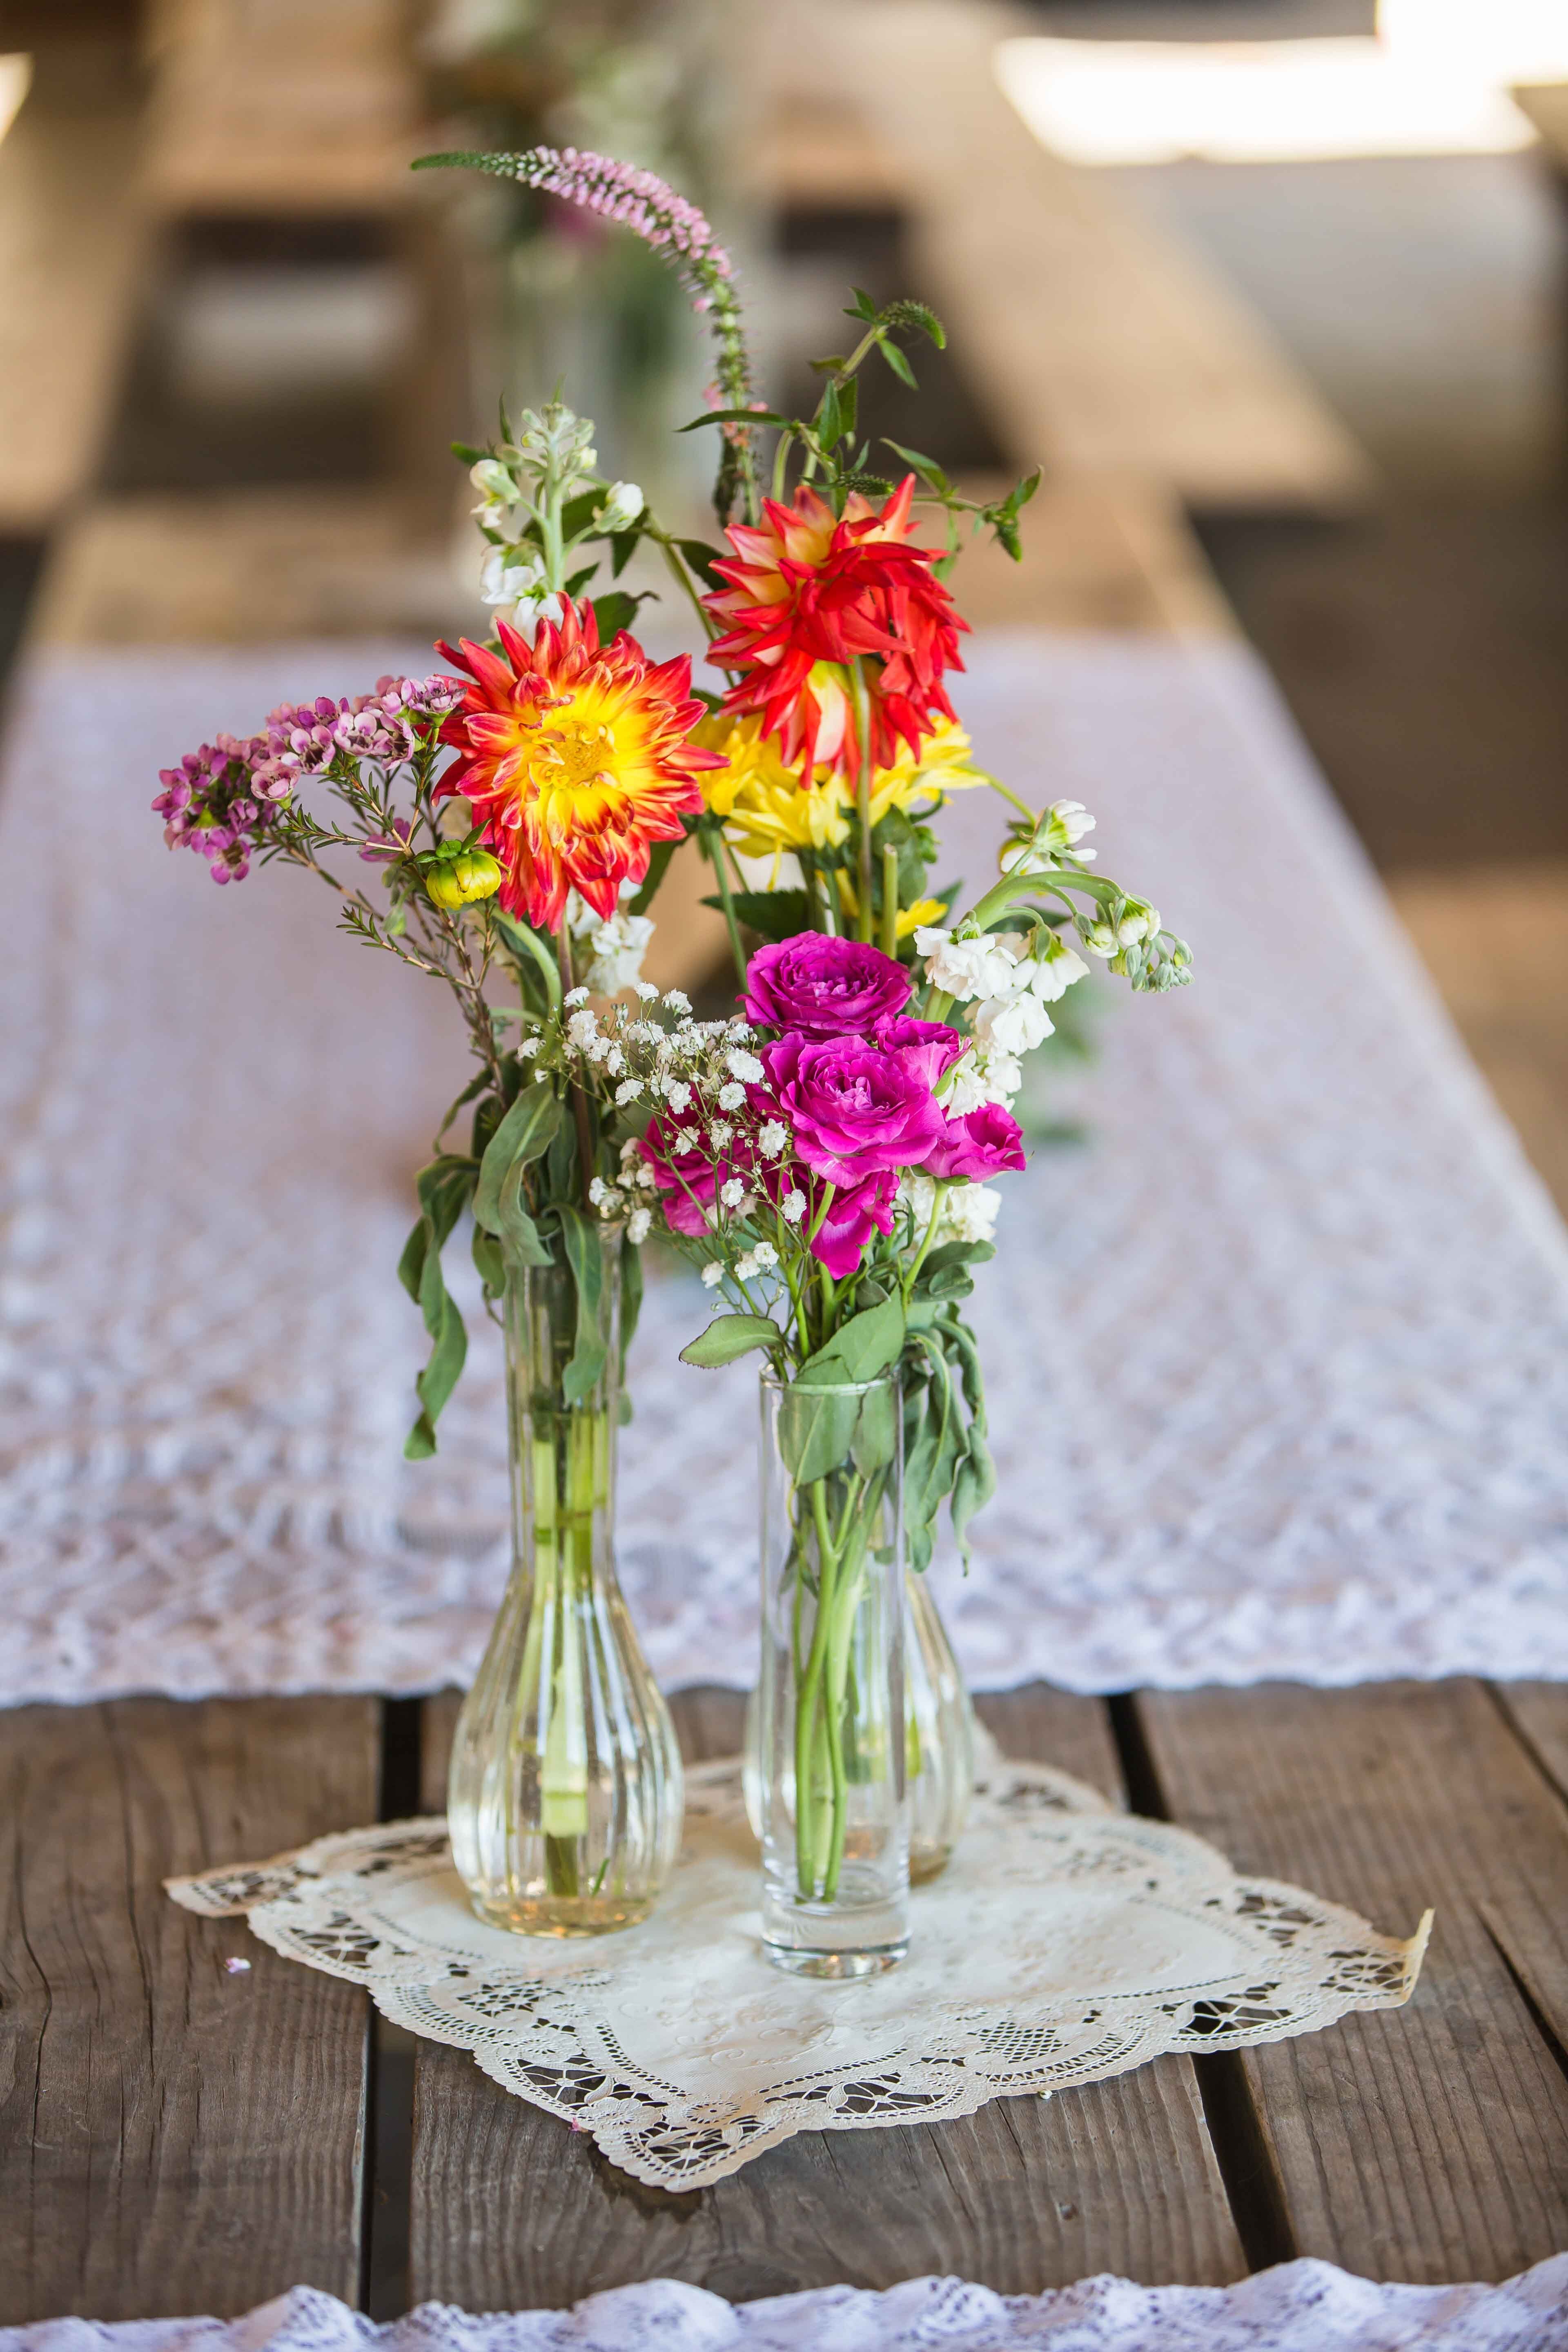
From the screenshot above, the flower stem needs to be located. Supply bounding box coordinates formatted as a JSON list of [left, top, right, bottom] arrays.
[[556, 925, 597, 1208], [852, 662, 875, 943]]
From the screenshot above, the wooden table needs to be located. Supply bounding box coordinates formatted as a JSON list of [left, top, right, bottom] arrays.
[[3, 1677, 1567, 2322]]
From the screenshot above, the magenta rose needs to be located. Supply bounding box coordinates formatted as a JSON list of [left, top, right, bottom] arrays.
[[873, 1014, 968, 1091], [923, 1102, 1027, 1183], [762, 1032, 942, 1187], [744, 934, 911, 1038], [808, 1169, 899, 1280]]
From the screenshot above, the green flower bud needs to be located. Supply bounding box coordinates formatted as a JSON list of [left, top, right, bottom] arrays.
[[425, 848, 502, 909]]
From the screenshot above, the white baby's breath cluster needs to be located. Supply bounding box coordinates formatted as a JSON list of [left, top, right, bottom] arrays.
[[566, 884, 655, 996], [553, 990, 766, 1245]]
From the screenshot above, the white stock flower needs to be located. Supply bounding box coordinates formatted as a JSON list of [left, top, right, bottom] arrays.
[[596, 481, 644, 532], [479, 545, 546, 607], [470, 457, 518, 506], [971, 990, 1054, 1056], [1001, 800, 1098, 873], [1029, 938, 1091, 1002], [942, 1183, 1002, 1246], [582, 910, 654, 996], [914, 927, 1017, 1002], [945, 1048, 1022, 1116], [627, 1207, 651, 1244], [700, 1261, 724, 1289]]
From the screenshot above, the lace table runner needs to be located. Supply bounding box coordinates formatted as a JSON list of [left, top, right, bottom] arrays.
[[7, 2263, 1567, 2352], [5, 635, 1568, 1705], [167, 1754, 1426, 2193]]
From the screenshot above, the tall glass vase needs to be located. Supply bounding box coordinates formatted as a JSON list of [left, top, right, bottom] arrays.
[[448, 1225, 683, 1936], [756, 1368, 909, 1976]]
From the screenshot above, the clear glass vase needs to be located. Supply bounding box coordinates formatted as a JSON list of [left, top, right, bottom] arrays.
[[743, 1566, 976, 1883], [448, 1225, 683, 1936], [756, 1368, 909, 1976]]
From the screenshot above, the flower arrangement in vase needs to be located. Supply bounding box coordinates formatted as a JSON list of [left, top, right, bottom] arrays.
[[151, 143, 1189, 1961]]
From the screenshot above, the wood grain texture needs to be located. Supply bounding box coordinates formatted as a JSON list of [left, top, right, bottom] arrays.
[[1137, 1679, 1568, 2283], [1494, 1682, 1568, 1810], [0, 1697, 377, 2323], [411, 1682, 1243, 2307]]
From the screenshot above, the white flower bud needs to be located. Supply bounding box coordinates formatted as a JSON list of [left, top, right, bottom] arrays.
[[596, 481, 644, 532]]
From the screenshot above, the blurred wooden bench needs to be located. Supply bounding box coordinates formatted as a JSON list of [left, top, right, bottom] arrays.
[[762, 0, 1374, 515]]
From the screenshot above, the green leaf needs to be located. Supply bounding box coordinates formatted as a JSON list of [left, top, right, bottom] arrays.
[[492, 909, 563, 1011], [845, 286, 880, 323], [699, 886, 813, 944], [878, 336, 918, 390], [396, 1216, 427, 1304], [837, 375, 858, 442], [564, 563, 599, 599], [818, 379, 844, 452], [678, 406, 789, 433], [676, 538, 726, 590], [471, 1225, 506, 1297], [797, 1295, 905, 1386], [472, 1080, 561, 1239], [590, 588, 652, 641], [559, 1205, 608, 1403], [405, 1275, 468, 1459], [432, 1068, 490, 1144], [629, 834, 682, 919], [609, 529, 640, 577], [883, 439, 951, 497], [778, 1386, 862, 1486], [679, 1313, 780, 1368], [851, 1381, 898, 1476]]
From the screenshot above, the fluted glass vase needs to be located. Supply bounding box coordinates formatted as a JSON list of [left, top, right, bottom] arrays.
[[448, 1225, 683, 1936], [756, 1368, 909, 1976]]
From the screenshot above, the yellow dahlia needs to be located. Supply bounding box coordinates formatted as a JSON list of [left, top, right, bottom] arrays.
[[435, 604, 721, 930]]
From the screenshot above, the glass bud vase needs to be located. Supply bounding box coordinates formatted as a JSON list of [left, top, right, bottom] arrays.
[[757, 1368, 909, 1976], [743, 1568, 976, 1882], [448, 1225, 683, 1936], [906, 1568, 977, 1882]]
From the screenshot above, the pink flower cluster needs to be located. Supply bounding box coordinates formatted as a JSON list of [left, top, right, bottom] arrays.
[[500, 147, 735, 284], [152, 675, 459, 884], [641, 936, 1025, 1279]]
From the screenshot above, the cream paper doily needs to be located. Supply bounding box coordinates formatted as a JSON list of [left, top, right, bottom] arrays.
[[167, 1757, 1428, 2192]]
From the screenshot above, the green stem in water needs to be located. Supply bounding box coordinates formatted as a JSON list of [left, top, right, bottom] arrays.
[[879, 842, 900, 960], [851, 662, 876, 943]]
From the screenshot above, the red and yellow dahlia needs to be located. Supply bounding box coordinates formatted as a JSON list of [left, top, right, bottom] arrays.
[[703, 475, 967, 780], [435, 602, 721, 931]]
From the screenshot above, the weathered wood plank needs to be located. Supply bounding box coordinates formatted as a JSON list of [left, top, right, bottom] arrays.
[[1137, 1679, 1568, 2284], [1493, 1682, 1568, 1811], [0, 1696, 377, 2323], [411, 1682, 1243, 2305]]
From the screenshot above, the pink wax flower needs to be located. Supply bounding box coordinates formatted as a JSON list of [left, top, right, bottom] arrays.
[[808, 1168, 900, 1280], [873, 1014, 967, 1091], [762, 1033, 941, 1187], [744, 935, 911, 1039], [923, 1101, 1027, 1183]]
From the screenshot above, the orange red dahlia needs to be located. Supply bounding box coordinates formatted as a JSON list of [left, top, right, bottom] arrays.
[[703, 475, 967, 781], [435, 601, 721, 931]]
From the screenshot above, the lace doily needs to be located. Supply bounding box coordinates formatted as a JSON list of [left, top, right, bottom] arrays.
[[167, 1755, 1426, 2194], [8, 2261, 1567, 2352], [5, 636, 1568, 1707]]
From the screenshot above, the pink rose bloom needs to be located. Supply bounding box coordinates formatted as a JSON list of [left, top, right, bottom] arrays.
[[744, 933, 911, 1038], [762, 1033, 942, 1187], [873, 1013, 967, 1090], [923, 1101, 1027, 1183], [808, 1169, 899, 1280]]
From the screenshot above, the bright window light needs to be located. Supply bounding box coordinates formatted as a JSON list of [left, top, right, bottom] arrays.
[[0, 56, 31, 151], [995, 2, 1568, 167]]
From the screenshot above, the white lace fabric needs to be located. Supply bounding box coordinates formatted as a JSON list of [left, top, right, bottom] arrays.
[[4, 634, 1568, 1708], [167, 1755, 1427, 2193], [7, 2263, 1568, 2352]]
